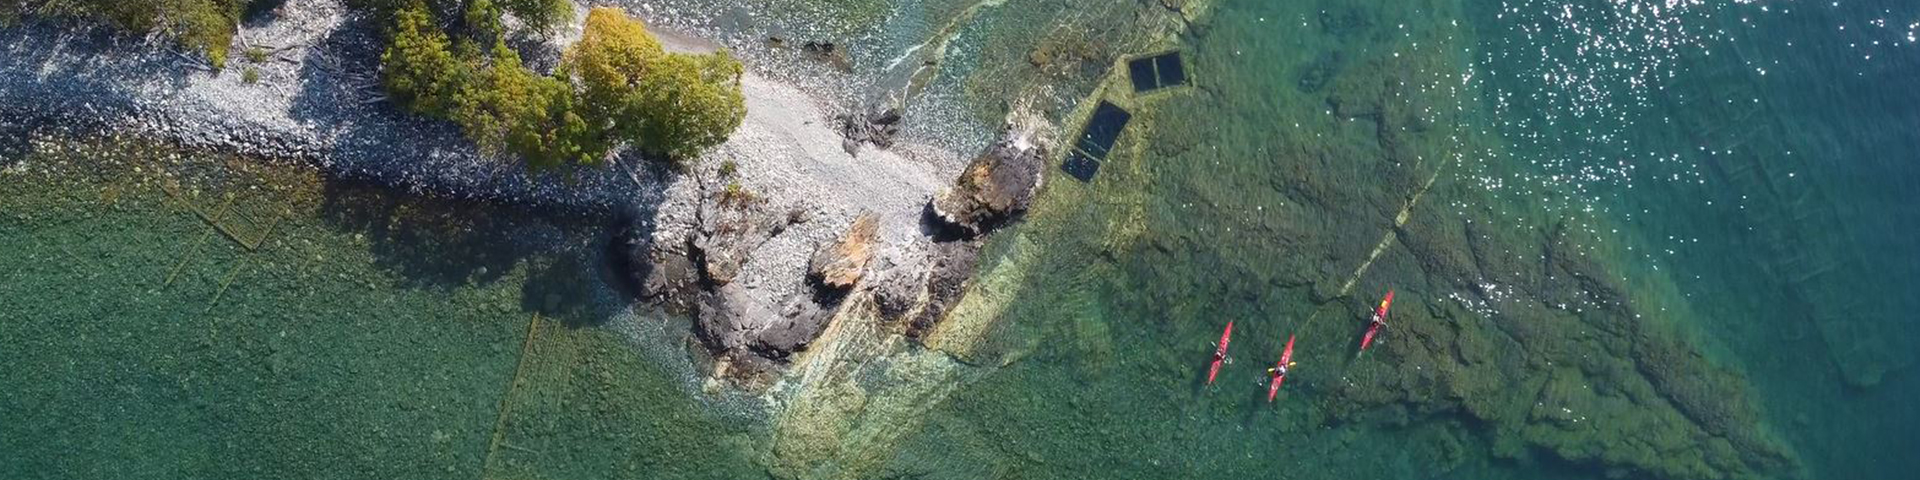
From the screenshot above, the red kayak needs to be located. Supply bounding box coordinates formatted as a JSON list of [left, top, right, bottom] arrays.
[[1206, 321, 1234, 385], [1358, 290, 1396, 353], [1267, 335, 1297, 402]]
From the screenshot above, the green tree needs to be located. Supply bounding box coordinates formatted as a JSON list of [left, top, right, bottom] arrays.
[[379, 0, 465, 116], [367, 4, 746, 170], [454, 42, 603, 168], [498, 0, 569, 35], [627, 51, 746, 161], [569, 7, 744, 165], [450, 43, 528, 154], [504, 75, 600, 169], [463, 0, 506, 43], [569, 7, 665, 122]]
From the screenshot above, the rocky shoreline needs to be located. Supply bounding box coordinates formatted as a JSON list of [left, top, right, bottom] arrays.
[[0, 4, 644, 211], [0, 0, 1055, 380]]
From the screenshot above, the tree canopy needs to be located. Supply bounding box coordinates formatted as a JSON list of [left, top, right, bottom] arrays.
[[623, 50, 747, 161], [349, 0, 569, 37], [380, 1, 466, 116], [377, 5, 745, 169], [568, 7, 745, 164]]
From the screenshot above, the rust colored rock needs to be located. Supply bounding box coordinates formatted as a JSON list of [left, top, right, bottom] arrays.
[[808, 213, 880, 290]]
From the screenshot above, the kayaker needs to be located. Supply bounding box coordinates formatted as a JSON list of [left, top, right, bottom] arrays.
[[1358, 290, 1396, 354], [1266, 362, 1293, 380], [1268, 335, 1299, 401], [1206, 321, 1234, 386]]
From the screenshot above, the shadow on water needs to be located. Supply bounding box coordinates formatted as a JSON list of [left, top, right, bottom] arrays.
[[0, 5, 691, 333], [316, 178, 529, 288], [281, 16, 682, 330], [1189, 357, 1212, 395], [312, 170, 659, 329]]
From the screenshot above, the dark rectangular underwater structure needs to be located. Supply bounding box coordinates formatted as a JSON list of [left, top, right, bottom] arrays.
[[1129, 51, 1188, 93], [1061, 100, 1132, 182]]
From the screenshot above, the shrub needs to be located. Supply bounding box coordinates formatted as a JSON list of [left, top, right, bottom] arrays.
[[242, 67, 259, 83], [721, 181, 754, 206]]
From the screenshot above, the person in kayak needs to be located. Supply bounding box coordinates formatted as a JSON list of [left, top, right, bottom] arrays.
[[1358, 290, 1396, 354], [1206, 321, 1234, 386], [1266, 361, 1295, 380]]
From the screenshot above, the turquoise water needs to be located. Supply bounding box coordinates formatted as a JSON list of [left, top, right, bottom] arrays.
[[877, 0, 1919, 479], [5, 0, 1918, 479]]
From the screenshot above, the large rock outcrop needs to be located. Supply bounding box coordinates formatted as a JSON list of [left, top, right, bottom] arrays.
[[928, 135, 1044, 237]]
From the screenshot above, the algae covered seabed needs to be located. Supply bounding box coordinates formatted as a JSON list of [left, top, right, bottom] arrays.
[[4, 0, 1919, 479]]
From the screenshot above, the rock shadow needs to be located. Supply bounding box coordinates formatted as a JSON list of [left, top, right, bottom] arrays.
[[918, 202, 978, 243], [519, 233, 631, 328]]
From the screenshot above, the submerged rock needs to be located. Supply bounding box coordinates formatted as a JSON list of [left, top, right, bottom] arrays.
[[870, 264, 928, 322], [907, 240, 982, 338], [802, 41, 854, 73], [754, 294, 834, 357], [929, 133, 1044, 236]]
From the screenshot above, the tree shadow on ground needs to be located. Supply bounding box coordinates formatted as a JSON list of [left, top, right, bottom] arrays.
[[0, 22, 197, 124]]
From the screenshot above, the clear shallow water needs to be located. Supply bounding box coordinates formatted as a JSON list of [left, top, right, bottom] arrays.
[[4, 0, 1918, 479], [0, 137, 760, 479]]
